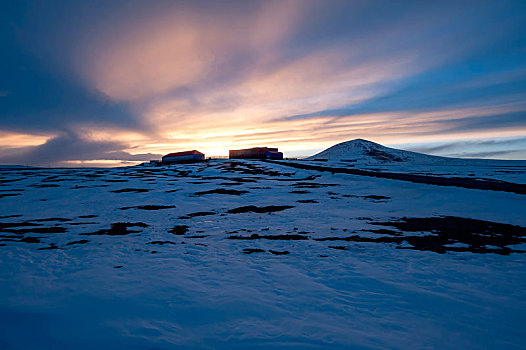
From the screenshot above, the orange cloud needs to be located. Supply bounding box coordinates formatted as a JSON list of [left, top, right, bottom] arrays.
[[0, 131, 52, 148], [80, 0, 308, 102]]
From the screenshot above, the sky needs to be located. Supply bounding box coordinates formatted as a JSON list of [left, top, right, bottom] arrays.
[[1, 0, 526, 167]]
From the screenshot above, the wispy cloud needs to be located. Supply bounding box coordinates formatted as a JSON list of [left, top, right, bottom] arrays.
[[396, 136, 526, 160]]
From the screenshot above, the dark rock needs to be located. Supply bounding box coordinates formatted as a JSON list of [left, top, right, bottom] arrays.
[[111, 188, 149, 193], [82, 222, 148, 236], [169, 225, 189, 235], [228, 234, 308, 240], [120, 205, 175, 210], [242, 248, 265, 254], [269, 250, 290, 255], [194, 188, 249, 196], [38, 244, 59, 250], [227, 205, 294, 214], [328, 246, 348, 250], [178, 212, 215, 219], [66, 240, 89, 245], [148, 241, 176, 245], [20, 236, 41, 243]]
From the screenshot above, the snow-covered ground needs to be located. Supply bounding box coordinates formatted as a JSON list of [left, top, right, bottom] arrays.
[[0, 160, 525, 349]]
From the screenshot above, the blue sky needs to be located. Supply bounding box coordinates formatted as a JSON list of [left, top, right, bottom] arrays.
[[1, 0, 526, 166]]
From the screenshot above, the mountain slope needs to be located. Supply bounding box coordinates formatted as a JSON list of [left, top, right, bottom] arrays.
[[307, 139, 455, 164]]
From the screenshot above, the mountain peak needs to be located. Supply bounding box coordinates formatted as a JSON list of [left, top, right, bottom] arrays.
[[342, 138, 380, 146], [307, 138, 435, 163], [349, 138, 372, 143]]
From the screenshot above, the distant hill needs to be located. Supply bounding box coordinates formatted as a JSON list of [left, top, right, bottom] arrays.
[[307, 139, 487, 165]]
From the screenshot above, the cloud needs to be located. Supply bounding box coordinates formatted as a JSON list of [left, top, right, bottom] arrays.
[[446, 149, 526, 159], [1, 0, 526, 163], [77, 0, 308, 102], [0, 49, 139, 134], [0, 1, 146, 134], [0, 132, 160, 167], [397, 136, 526, 160]]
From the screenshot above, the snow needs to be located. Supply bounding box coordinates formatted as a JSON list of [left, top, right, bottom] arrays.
[[0, 160, 525, 349], [306, 139, 526, 183]]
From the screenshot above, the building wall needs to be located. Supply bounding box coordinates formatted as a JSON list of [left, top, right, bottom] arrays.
[[266, 151, 283, 160], [162, 154, 204, 163], [229, 147, 283, 160]]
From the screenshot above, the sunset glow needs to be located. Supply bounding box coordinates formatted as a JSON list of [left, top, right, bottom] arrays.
[[1, 0, 526, 166]]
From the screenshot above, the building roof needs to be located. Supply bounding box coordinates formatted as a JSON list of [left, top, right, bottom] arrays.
[[163, 150, 204, 158], [229, 147, 278, 153]]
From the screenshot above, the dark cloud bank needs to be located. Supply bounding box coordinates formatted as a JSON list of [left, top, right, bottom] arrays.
[[0, 133, 160, 167]]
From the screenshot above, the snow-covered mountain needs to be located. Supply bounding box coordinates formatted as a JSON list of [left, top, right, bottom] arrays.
[[308, 139, 464, 164]]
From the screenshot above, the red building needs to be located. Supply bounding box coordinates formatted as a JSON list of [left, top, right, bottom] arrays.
[[229, 147, 283, 160], [162, 150, 205, 163]]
